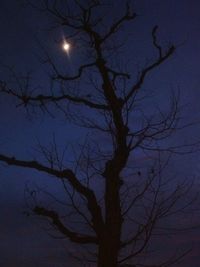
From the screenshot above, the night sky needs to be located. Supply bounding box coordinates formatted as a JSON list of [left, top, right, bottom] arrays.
[[0, 0, 200, 266]]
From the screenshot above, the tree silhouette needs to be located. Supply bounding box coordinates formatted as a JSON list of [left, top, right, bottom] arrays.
[[0, 1, 196, 267]]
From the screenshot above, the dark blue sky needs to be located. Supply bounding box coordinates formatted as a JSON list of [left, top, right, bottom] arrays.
[[0, 0, 200, 266]]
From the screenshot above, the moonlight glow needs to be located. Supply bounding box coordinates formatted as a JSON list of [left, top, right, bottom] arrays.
[[63, 41, 70, 53]]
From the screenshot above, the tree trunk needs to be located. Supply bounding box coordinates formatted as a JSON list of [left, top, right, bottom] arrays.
[[97, 174, 122, 267], [98, 237, 119, 267]]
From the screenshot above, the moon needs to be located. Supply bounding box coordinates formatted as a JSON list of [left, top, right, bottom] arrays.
[[63, 41, 70, 53]]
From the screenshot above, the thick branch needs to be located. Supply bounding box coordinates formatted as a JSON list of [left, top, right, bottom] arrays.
[[0, 154, 104, 235], [34, 206, 98, 244], [125, 45, 175, 103], [21, 93, 108, 110], [0, 82, 109, 110]]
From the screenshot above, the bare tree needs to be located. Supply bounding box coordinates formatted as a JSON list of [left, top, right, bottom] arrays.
[[0, 1, 197, 267]]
